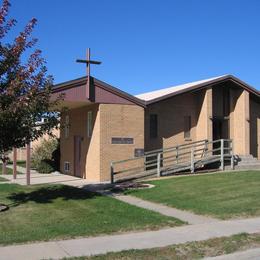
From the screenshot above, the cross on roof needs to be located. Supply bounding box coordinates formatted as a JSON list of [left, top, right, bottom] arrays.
[[76, 48, 102, 78]]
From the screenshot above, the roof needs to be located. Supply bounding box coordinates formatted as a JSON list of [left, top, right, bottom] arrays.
[[135, 75, 260, 104], [53, 74, 260, 107], [52, 76, 146, 107], [135, 75, 226, 101]]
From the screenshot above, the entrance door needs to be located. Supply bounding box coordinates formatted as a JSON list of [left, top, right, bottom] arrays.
[[213, 119, 229, 154], [74, 136, 82, 177], [213, 120, 222, 141], [213, 120, 222, 154]]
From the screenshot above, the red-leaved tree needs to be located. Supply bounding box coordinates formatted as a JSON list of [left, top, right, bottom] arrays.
[[0, 0, 62, 163]]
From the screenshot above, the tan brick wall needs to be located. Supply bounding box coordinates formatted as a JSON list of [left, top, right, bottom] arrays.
[[99, 104, 145, 182], [196, 88, 213, 141], [31, 128, 60, 150], [8, 128, 59, 161], [145, 89, 210, 152], [230, 89, 250, 155], [60, 103, 144, 182], [8, 148, 28, 161], [60, 104, 100, 180]]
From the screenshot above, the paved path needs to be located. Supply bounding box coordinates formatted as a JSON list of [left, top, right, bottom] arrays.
[[0, 217, 260, 260], [4, 165, 99, 187], [110, 193, 218, 224], [205, 247, 260, 260]]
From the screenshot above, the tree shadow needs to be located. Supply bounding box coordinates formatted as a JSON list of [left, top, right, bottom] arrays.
[[7, 185, 101, 207]]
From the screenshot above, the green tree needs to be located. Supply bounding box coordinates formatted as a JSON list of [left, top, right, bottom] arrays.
[[0, 0, 62, 162]]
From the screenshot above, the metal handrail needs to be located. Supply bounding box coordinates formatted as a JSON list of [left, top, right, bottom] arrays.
[[111, 139, 234, 183], [145, 139, 208, 155]]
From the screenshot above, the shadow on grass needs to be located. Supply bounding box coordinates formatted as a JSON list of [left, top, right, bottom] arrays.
[[7, 185, 100, 207]]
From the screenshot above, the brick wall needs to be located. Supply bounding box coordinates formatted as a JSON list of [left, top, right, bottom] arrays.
[[60, 103, 144, 182], [144, 89, 210, 152], [60, 104, 100, 180], [8, 128, 59, 161], [196, 88, 213, 142], [230, 89, 250, 155], [99, 104, 145, 182]]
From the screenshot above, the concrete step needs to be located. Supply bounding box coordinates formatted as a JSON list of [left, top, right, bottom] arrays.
[[237, 159, 260, 163], [237, 161, 260, 165], [235, 155, 260, 165]]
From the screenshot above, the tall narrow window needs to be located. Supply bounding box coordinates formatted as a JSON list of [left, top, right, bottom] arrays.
[[87, 111, 93, 137], [150, 114, 158, 138], [65, 115, 69, 138], [184, 116, 191, 140]]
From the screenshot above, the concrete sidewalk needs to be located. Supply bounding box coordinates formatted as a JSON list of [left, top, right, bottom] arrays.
[[4, 165, 98, 187], [1, 217, 260, 260], [111, 193, 218, 224]]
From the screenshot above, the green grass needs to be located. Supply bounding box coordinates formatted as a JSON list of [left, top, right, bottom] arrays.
[[126, 171, 260, 219], [0, 183, 183, 245], [0, 163, 23, 175], [8, 161, 26, 168], [64, 232, 260, 259], [0, 164, 14, 175], [0, 176, 8, 182]]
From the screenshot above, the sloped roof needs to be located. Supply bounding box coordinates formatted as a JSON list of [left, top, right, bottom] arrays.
[[135, 75, 260, 104], [135, 75, 226, 101], [53, 74, 260, 107]]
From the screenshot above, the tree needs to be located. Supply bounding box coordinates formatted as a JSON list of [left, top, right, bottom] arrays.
[[0, 0, 62, 162]]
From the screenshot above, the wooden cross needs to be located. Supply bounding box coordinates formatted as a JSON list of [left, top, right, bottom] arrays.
[[76, 48, 102, 79], [76, 48, 101, 98]]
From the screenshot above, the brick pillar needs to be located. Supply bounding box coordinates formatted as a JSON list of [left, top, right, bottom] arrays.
[[196, 88, 213, 141], [231, 89, 250, 155]]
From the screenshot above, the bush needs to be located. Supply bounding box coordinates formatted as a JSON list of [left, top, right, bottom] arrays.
[[36, 160, 55, 174], [32, 138, 60, 174]]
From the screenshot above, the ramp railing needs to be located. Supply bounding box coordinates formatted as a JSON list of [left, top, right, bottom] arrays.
[[110, 139, 234, 183]]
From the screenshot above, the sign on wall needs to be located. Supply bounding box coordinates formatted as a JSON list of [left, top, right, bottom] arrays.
[[135, 148, 144, 157], [111, 137, 134, 144]]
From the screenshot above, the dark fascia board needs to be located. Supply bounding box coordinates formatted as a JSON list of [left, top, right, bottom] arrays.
[[52, 76, 146, 107], [52, 74, 260, 107], [144, 75, 260, 105], [52, 76, 87, 93], [93, 78, 146, 107]]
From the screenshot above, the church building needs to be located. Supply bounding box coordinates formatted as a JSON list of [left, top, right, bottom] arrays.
[[52, 73, 260, 182]]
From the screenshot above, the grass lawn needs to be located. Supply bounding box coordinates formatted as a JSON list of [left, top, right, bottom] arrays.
[[7, 160, 26, 168], [0, 164, 14, 175], [0, 163, 23, 175], [0, 176, 8, 182], [0, 183, 183, 245], [65, 232, 260, 259], [126, 171, 260, 219]]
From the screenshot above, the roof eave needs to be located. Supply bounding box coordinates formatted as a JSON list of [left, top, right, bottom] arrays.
[[52, 76, 146, 108], [144, 75, 260, 105]]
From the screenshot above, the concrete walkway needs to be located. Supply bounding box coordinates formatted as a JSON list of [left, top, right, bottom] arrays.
[[4, 165, 99, 187], [0, 217, 260, 260], [110, 193, 218, 224], [205, 247, 260, 260]]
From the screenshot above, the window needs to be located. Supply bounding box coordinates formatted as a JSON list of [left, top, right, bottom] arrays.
[[184, 116, 191, 140], [64, 161, 70, 172], [150, 114, 158, 138], [87, 111, 93, 137], [65, 115, 69, 138]]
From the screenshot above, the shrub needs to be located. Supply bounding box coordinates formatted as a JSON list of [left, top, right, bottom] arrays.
[[32, 138, 60, 174]]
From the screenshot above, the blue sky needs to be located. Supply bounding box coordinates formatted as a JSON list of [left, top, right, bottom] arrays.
[[6, 0, 260, 94]]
